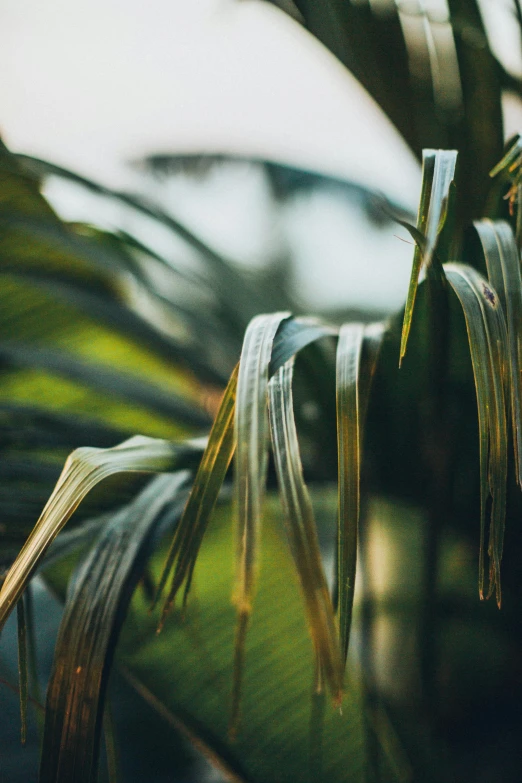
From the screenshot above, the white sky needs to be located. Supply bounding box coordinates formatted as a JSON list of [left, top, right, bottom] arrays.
[[0, 0, 425, 310], [0, 0, 420, 194]]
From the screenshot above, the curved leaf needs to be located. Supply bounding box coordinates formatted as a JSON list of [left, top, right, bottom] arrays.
[[117, 502, 368, 783], [474, 219, 522, 487], [157, 315, 342, 726], [268, 358, 342, 701], [232, 311, 290, 727], [39, 472, 190, 783], [444, 263, 508, 604], [336, 322, 385, 665], [0, 436, 197, 630], [156, 364, 239, 623]]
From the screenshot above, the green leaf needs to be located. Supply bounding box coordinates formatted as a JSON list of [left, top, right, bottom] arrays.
[[0, 211, 145, 284], [268, 1, 502, 221], [336, 322, 384, 666], [268, 358, 342, 701], [0, 436, 196, 631], [0, 342, 210, 429], [265, 0, 414, 155], [118, 501, 368, 783], [400, 150, 457, 365], [444, 263, 508, 605], [446, 0, 504, 219], [4, 269, 226, 386], [270, 317, 337, 377], [232, 311, 290, 728], [489, 135, 522, 180], [156, 319, 341, 623], [474, 220, 522, 487], [156, 364, 239, 623], [12, 154, 269, 327], [39, 472, 190, 783]]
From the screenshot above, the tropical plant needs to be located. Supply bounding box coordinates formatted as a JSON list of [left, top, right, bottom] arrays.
[[2, 2, 522, 782]]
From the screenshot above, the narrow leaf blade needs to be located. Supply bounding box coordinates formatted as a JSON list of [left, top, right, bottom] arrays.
[[445, 263, 508, 604], [474, 219, 522, 486], [336, 323, 364, 664], [0, 436, 193, 630], [232, 311, 290, 729], [336, 322, 385, 665], [268, 358, 343, 701], [400, 150, 457, 364], [39, 473, 189, 783], [157, 364, 239, 623]]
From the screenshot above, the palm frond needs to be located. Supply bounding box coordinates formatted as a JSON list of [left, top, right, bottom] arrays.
[[336, 322, 385, 666], [444, 264, 508, 604], [0, 437, 198, 630], [39, 473, 190, 783], [474, 220, 522, 487], [156, 364, 239, 622], [400, 149, 457, 365], [269, 357, 342, 700]]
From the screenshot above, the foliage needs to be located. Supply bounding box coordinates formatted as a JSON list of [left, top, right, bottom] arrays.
[[2, 2, 522, 781]]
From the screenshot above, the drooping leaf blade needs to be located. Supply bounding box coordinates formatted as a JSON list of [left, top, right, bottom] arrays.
[[234, 312, 290, 610], [232, 311, 290, 728], [474, 219, 522, 487], [268, 358, 343, 701], [444, 263, 508, 604], [336, 323, 364, 666], [156, 364, 239, 624], [39, 472, 190, 783], [270, 317, 337, 378], [157, 315, 340, 710], [0, 436, 198, 630], [336, 322, 385, 665], [116, 501, 369, 783]]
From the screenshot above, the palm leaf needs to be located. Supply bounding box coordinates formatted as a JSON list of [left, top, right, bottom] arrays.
[[232, 311, 290, 728], [268, 357, 343, 701], [3, 269, 226, 386], [336, 322, 385, 666], [265, 0, 414, 153], [39, 472, 190, 783], [0, 342, 209, 429], [474, 220, 522, 487], [266, 0, 504, 219], [0, 436, 198, 631], [400, 150, 457, 365], [444, 263, 508, 604], [11, 154, 271, 324], [115, 502, 369, 783], [156, 364, 239, 624], [446, 0, 504, 218]]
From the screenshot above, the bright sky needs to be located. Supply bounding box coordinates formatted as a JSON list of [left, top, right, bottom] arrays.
[[1, 0, 424, 310], [0, 0, 419, 194]]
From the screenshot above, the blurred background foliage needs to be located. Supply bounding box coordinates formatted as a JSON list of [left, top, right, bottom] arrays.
[[2, 1, 522, 781]]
